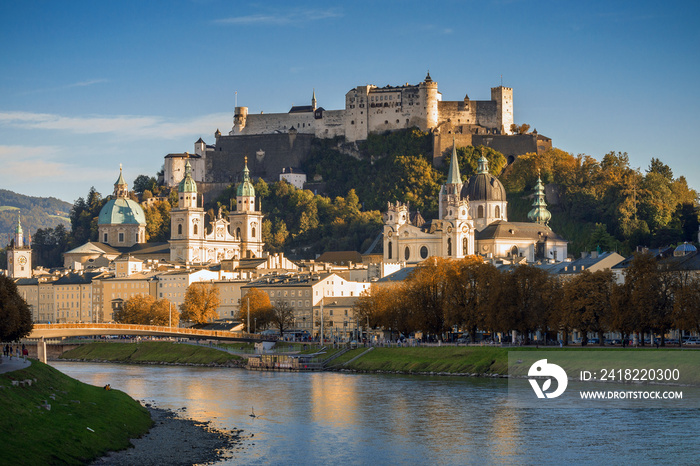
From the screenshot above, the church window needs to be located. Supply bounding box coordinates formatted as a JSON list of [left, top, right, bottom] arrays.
[[404, 246, 410, 261], [420, 246, 428, 259], [136, 233, 139, 243], [463, 238, 468, 255], [388, 241, 393, 259], [194, 224, 198, 235], [252, 227, 256, 238], [118, 232, 124, 243], [178, 224, 183, 235], [511, 246, 518, 257], [478, 206, 484, 219], [103, 233, 108, 242], [236, 227, 241, 238], [447, 238, 452, 256], [495, 206, 501, 218]]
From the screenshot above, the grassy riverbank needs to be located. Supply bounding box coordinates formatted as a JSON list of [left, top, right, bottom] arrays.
[[330, 346, 700, 384], [0, 361, 152, 464], [60, 341, 244, 366]]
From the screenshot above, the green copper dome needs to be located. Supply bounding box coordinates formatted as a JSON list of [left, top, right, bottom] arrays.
[[236, 157, 255, 197], [178, 160, 197, 193], [98, 198, 147, 226]]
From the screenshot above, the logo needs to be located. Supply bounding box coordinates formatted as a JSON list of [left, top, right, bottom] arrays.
[[528, 359, 568, 399]]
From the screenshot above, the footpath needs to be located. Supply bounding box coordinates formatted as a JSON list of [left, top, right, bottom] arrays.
[[0, 355, 31, 374]]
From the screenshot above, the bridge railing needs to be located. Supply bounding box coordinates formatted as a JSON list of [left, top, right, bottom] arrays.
[[30, 323, 275, 341]]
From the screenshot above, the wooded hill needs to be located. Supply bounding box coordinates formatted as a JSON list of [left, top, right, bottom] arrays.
[[14, 129, 700, 267], [0, 189, 71, 245]]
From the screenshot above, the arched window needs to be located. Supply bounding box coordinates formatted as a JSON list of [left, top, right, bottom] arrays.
[[511, 246, 518, 257], [388, 241, 392, 259], [252, 227, 256, 239], [193, 224, 198, 235], [178, 224, 182, 235], [404, 246, 410, 261], [478, 205, 484, 219], [236, 227, 241, 239], [447, 238, 452, 256], [463, 237, 468, 255], [495, 205, 501, 218]]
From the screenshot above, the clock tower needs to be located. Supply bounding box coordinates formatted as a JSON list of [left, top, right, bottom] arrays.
[[7, 212, 32, 279]]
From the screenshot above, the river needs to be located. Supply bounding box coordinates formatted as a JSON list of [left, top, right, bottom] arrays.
[[51, 362, 700, 464]]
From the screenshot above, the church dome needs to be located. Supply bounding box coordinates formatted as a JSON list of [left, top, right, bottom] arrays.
[[236, 157, 255, 197], [98, 198, 146, 226], [463, 155, 506, 201]]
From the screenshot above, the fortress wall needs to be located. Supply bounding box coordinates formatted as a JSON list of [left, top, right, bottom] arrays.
[[472, 134, 539, 163], [432, 132, 474, 167], [240, 112, 316, 135], [317, 110, 346, 138], [474, 101, 499, 129], [437, 101, 478, 127], [206, 133, 314, 184]]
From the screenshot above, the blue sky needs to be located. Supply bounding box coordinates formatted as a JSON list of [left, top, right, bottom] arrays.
[[1, 0, 699, 203]]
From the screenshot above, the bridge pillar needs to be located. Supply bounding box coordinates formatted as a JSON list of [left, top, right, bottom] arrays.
[[37, 337, 47, 364]]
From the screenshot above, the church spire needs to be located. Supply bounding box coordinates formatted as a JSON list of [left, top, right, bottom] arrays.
[[477, 150, 489, 175], [312, 89, 317, 111], [114, 164, 129, 198], [15, 211, 24, 247], [446, 137, 462, 185], [528, 171, 551, 225], [178, 160, 197, 193]]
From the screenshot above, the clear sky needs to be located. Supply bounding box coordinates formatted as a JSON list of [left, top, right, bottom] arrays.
[[1, 0, 699, 204]]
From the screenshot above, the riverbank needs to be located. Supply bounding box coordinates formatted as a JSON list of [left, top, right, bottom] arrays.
[[91, 404, 244, 466], [59, 341, 245, 367], [0, 360, 152, 464]]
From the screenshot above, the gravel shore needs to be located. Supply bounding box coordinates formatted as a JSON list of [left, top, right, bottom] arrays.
[[91, 403, 244, 465]]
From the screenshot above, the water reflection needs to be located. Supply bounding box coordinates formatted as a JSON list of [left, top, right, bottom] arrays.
[[52, 362, 700, 465]]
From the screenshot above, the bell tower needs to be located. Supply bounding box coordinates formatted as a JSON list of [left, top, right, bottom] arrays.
[[7, 212, 32, 279], [229, 157, 264, 258], [169, 160, 206, 263]]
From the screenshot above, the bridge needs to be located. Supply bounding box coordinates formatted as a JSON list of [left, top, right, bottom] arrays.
[[28, 323, 276, 342]]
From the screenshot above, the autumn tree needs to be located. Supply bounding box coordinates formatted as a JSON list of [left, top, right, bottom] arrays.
[[0, 275, 33, 341], [405, 257, 452, 339], [240, 287, 274, 332], [180, 283, 220, 325], [269, 302, 295, 336], [498, 265, 555, 344], [560, 270, 615, 345], [672, 274, 700, 346], [445, 256, 500, 342], [115, 294, 179, 326]]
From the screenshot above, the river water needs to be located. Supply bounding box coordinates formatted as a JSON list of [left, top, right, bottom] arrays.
[[51, 362, 699, 465]]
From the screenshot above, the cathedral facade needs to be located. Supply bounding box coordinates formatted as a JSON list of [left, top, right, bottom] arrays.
[[383, 144, 568, 265], [169, 158, 264, 264]]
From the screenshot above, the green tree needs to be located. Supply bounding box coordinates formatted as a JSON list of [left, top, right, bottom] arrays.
[[180, 283, 220, 324], [0, 275, 33, 341]]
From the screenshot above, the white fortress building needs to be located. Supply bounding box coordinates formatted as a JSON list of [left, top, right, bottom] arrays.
[[230, 73, 514, 142]]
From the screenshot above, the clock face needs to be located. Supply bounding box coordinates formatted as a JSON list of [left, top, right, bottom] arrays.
[[18, 256, 27, 265]]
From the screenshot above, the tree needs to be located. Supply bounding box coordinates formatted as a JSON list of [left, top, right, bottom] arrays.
[[240, 288, 274, 332], [0, 275, 33, 341], [269, 302, 295, 336], [115, 294, 179, 326], [180, 283, 220, 324], [133, 175, 158, 194], [510, 123, 531, 134], [405, 257, 451, 339], [560, 270, 614, 345]]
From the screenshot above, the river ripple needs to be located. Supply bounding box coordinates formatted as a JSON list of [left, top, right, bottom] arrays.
[[51, 362, 700, 465]]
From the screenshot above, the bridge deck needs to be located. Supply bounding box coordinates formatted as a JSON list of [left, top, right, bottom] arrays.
[[28, 323, 276, 342]]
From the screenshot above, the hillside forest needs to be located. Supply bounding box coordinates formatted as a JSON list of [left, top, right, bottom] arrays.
[[3, 129, 698, 268]]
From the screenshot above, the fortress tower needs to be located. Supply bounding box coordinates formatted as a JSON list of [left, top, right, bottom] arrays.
[[491, 86, 514, 135]]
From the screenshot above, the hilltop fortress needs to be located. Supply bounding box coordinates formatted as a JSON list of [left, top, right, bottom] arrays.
[[164, 73, 550, 198]]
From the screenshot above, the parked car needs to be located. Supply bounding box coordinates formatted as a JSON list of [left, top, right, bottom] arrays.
[[684, 338, 700, 345]]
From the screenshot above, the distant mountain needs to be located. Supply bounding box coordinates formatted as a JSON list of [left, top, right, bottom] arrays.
[[0, 189, 71, 245]]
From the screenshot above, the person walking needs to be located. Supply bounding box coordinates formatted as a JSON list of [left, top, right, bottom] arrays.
[[8, 345, 13, 360], [22, 344, 28, 361]]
